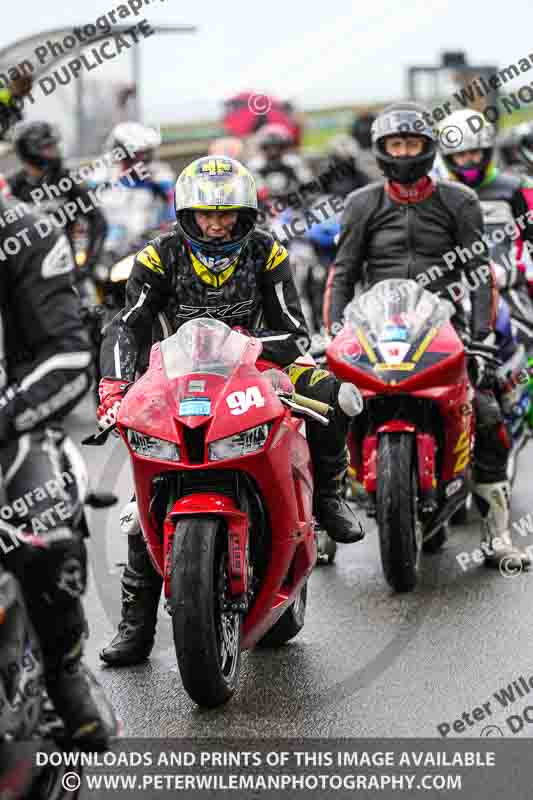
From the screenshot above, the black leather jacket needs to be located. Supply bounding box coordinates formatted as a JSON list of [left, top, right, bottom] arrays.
[[9, 166, 107, 270], [0, 196, 92, 435], [100, 227, 310, 381], [328, 179, 494, 340]]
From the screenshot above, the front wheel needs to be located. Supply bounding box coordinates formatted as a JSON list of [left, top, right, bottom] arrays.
[[171, 517, 241, 707], [376, 433, 421, 592]]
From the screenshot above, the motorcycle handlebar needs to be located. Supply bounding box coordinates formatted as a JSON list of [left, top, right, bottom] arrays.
[[83, 390, 333, 447], [291, 393, 331, 417], [279, 396, 330, 426]]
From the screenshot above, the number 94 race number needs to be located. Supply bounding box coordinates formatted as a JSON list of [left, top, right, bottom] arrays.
[[227, 386, 265, 415]]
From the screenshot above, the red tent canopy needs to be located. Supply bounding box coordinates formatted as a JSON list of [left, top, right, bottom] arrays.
[[223, 92, 301, 145]]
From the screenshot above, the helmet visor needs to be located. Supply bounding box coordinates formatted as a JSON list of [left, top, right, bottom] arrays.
[[372, 109, 435, 145], [175, 158, 257, 212]]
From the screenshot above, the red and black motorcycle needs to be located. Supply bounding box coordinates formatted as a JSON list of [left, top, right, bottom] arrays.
[[90, 319, 330, 707], [327, 279, 474, 592]]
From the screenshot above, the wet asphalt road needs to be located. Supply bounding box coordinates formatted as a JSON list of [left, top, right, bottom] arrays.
[[69, 395, 533, 740]]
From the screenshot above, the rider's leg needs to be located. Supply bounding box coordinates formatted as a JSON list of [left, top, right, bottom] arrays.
[[472, 389, 531, 569], [100, 506, 163, 666], [2, 430, 112, 750], [285, 364, 365, 544]]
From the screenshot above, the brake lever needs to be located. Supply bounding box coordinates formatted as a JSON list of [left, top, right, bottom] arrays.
[[278, 394, 330, 426], [82, 422, 117, 446]]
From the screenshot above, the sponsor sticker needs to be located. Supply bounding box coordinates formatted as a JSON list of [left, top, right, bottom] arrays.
[[187, 380, 206, 393], [179, 397, 211, 416], [381, 326, 408, 342]]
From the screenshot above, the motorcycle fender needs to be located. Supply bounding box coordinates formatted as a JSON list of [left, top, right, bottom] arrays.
[[416, 433, 436, 493], [163, 494, 249, 600], [377, 421, 416, 434]]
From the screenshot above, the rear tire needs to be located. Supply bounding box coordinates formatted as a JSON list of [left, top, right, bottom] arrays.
[[171, 517, 241, 707], [256, 581, 308, 648], [376, 433, 420, 592]]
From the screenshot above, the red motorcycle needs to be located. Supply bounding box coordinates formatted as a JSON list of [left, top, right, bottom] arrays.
[[91, 319, 330, 707], [327, 279, 474, 592]]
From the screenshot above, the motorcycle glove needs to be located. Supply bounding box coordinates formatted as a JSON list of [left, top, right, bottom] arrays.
[[97, 377, 131, 430]]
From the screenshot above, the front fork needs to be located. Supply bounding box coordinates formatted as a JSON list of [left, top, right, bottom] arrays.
[[162, 494, 250, 611], [361, 426, 437, 512]]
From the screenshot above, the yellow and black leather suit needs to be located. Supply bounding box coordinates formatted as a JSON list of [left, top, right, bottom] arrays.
[[101, 226, 311, 379]]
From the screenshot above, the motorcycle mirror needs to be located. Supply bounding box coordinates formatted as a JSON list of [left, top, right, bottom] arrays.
[[82, 423, 117, 446]]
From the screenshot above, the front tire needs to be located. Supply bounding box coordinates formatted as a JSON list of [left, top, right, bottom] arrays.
[[376, 433, 421, 592], [171, 517, 241, 707]]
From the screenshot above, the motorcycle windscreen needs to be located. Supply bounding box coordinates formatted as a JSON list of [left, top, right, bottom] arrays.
[[160, 319, 253, 381], [344, 279, 455, 378]]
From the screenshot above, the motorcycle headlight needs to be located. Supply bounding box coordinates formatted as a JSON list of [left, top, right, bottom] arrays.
[[208, 424, 270, 462], [127, 429, 180, 462]]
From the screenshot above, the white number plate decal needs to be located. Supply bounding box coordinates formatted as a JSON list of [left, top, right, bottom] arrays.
[[227, 387, 265, 415]]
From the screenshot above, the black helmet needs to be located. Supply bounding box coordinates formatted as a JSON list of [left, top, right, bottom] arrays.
[[516, 122, 533, 171], [371, 102, 437, 184], [256, 123, 294, 152], [13, 121, 61, 170]]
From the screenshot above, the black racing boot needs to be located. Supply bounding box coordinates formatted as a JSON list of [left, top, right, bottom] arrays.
[[313, 453, 366, 544], [100, 533, 163, 666], [308, 382, 366, 545], [46, 636, 113, 752]]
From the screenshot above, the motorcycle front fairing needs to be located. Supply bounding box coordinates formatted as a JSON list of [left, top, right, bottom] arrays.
[[117, 319, 316, 648], [327, 279, 473, 501]]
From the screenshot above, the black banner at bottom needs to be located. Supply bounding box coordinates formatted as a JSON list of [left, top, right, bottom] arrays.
[[1, 738, 529, 799]]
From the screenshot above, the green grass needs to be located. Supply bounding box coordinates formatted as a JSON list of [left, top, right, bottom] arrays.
[[501, 107, 533, 128], [302, 127, 345, 150]]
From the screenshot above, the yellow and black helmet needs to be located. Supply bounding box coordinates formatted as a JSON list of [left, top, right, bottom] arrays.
[[174, 156, 258, 264]]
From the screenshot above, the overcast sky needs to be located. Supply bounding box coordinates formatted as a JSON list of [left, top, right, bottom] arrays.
[[2, 0, 533, 124]]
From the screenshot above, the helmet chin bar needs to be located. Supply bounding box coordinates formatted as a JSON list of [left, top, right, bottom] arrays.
[[373, 133, 437, 185], [445, 148, 493, 187], [377, 149, 437, 184]]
